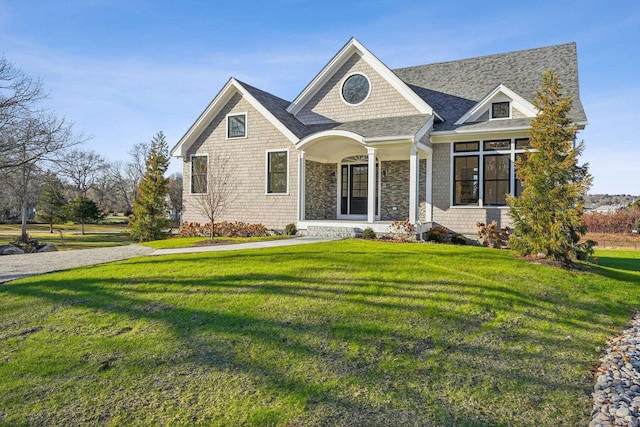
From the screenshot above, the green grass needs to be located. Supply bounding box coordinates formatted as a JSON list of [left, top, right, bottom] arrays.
[[140, 235, 292, 249], [0, 223, 131, 250], [590, 249, 640, 272], [1, 240, 639, 426]]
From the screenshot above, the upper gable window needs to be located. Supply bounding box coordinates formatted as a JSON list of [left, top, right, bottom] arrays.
[[227, 113, 246, 138], [341, 73, 370, 105], [491, 102, 510, 119]]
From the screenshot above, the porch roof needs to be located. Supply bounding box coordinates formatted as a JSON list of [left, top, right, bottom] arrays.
[[303, 114, 432, 140]]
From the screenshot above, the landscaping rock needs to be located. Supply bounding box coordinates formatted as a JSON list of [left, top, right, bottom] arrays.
[[591, 314, 640, 426], [1, 245, 25, 255], [37, 244, 58, 253]]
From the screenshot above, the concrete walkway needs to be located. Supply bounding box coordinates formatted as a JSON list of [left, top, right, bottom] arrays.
[[0, 236, 336, 284], [149, 236, 336, 256]]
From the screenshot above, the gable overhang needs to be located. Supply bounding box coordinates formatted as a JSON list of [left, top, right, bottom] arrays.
[[171, 78, 299, 158], [454, 84, 538, 126], [286, 38, 437, 118]]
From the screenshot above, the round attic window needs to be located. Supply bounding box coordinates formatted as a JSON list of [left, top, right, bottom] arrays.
[[341, 73, 370, 105]]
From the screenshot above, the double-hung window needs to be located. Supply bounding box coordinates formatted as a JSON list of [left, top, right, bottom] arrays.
[[266, 150, 288, 194], [191, 155, 208, 194]]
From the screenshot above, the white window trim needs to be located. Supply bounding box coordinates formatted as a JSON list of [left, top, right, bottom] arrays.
[[189, 153, 209, 195], [340, 72, 372, 107], [490, 101, 511, 120], [226, 112, 248, 139], [450, 138, 531, 208], [265, 148, 289, 195]]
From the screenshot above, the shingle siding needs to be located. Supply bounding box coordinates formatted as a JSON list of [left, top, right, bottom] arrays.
[[296, 53, 420, 125], [182, 92, 298, 230]]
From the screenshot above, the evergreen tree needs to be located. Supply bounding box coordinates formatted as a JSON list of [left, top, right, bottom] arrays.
[[66, 195, 101, 235], [507, 70, 592, 264], [36, 173, 67, 233], [129, 131, 171, 242]]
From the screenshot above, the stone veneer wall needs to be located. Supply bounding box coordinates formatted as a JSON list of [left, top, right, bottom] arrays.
[[182, 92, 298, 230], [304, 161, 337, 220], [380, 160, 409, 221], [431, 143, 512, 236]]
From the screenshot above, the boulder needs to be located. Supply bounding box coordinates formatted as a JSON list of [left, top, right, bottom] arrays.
[[37, 243, 58, 253], [1, 245, 25, 255]]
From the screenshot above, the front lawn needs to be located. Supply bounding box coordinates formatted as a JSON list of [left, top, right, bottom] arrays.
[[1, 240, 638, 426], [140, 234, 292, 249]]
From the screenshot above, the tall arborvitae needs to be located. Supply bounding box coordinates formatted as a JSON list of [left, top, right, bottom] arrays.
[[129, 131, 171, 242], [507, 70, 592, 264]]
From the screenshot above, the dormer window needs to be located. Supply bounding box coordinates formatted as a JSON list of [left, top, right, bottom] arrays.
[[491, 102, 510, 119]]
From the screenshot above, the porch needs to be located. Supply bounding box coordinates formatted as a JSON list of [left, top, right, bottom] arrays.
[[294, 125, 434, 236]]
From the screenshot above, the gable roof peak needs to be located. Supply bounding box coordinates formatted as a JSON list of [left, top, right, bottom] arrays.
[[286, 38, 437, 118]]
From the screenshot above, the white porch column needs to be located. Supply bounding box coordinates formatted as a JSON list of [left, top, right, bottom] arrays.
[[367, 147, 376, 223], [298, 151, 305, 221], [409, 146, 419, 224], [425, 154, 433, 222]]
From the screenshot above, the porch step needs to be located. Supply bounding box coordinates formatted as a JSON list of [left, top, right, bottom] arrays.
[[305, 226, 362, 238]]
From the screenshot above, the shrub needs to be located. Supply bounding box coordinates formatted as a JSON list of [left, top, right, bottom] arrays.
[[476, 221, 510, 249], [284, 223, 298, 236], [390, 219, 415, 242], [451, 233, 467, 245], [11, 236, 45, 253], [575, 239, 597, 261], [179, 221, 269, 238], [426, 225, 448, 243], [361, 227, 376, 240]]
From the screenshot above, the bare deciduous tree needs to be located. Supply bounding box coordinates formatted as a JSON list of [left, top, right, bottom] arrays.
[[191, 151, 237, 240], [56, 148, 107, 196], [8, 113, 85, 240], [0, 56, 46, 169]]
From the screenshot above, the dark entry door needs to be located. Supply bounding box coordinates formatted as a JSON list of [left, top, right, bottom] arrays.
[[349, 164, 368, 215]]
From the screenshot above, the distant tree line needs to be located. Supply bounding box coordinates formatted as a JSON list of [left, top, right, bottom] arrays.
[[583, 202, 640, 234]]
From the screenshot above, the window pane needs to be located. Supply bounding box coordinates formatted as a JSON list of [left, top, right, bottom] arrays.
[[191, 156, 207, 194], [515, 138, 531, 149], [483, 139, 511, 151], [454, 141, 479, 152], [269, 151, 287, 173], [491, 102, 509, 118], [228, 115, 246, 138], [483, 154, 509, 205], [454, 156, 479, 205]]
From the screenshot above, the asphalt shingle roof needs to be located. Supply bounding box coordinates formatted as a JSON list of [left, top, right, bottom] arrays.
[[393, 42, 586, 131]]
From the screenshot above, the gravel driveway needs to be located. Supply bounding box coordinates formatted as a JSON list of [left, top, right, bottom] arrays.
[[0, 245, 154, 283]]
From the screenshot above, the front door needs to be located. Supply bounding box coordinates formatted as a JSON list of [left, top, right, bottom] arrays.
[[341, 163, 373, 216], [349, 164, 368, 214]]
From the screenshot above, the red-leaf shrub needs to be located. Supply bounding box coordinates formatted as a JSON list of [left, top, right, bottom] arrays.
[[583, 208, 640, 233]]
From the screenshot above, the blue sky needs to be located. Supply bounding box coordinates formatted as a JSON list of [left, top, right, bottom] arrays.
[[1, 0, 638, 194]]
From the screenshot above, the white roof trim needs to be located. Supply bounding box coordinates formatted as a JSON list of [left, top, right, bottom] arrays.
[[171, 78, 298, 158], [286, 38, 436, 118], [454, 84, 538, 126]]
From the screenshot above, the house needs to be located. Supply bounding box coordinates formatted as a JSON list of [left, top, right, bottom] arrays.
[[171, 38, 586, 237]]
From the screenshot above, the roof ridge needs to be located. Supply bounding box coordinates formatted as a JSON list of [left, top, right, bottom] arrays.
[[393, 42, 576, 72]]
